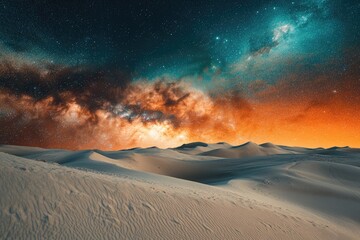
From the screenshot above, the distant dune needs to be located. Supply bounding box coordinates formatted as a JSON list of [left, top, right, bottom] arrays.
[[200, 141, 295, 158], [0, 142, 359, 239]]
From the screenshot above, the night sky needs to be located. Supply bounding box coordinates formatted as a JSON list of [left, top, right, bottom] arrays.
[[0, 0, 359, 149]]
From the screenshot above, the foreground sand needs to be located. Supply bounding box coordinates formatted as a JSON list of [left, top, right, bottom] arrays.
[[0, 142, 359, 239]]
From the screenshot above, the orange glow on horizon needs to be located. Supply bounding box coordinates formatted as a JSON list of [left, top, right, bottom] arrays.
[[1, 77, 359, 150], [1, 58, 359, 150]]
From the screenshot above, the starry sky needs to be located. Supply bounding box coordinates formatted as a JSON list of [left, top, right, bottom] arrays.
[[0, 0, 359, 149]]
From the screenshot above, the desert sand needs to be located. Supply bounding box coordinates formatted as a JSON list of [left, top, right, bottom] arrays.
[[0, 142, 359, 239]]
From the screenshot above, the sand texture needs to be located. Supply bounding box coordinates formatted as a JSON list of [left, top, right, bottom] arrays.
[[0, 142, 359, 239]]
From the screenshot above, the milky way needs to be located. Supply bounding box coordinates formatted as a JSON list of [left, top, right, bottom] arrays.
[[0, 0, 359, 149]]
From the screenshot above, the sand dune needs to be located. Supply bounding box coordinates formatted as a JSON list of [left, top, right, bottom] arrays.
[[0, 143, 359, 239], [200, 142, 295, 158], [174, 142, 232, 155]]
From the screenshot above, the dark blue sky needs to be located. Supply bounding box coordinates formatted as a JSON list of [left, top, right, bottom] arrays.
[[0, 0, 358, 82]]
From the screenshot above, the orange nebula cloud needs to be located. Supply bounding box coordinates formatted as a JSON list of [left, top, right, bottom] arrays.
[[0, 58, 359, 150]]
